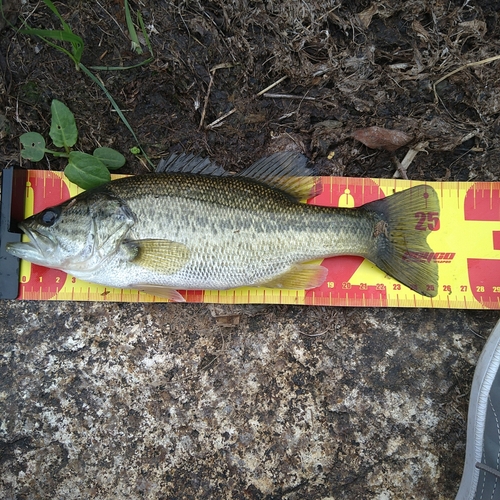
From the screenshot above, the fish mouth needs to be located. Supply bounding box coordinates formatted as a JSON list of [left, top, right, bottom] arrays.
[[5, 223, 56, 263]]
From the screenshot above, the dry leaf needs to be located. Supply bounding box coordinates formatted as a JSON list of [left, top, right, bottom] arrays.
[[352, 126, 413, 152], [358, 4, 378, 29], [214, 315, 240, 327], [209, 304, 241, 327]]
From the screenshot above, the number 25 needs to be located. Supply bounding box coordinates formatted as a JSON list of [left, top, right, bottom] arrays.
[[415, 211, 440, 231]]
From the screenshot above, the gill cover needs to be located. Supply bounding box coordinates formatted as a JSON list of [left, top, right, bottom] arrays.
[[7, 189, 136, 271]]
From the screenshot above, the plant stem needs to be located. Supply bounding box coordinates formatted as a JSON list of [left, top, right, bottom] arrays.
[[79, 64, 154, 168], [44, 149, 69, 158]]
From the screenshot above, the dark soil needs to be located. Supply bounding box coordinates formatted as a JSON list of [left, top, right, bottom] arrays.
[[2, 0, 500, 181], [1, 1, 500, 498]]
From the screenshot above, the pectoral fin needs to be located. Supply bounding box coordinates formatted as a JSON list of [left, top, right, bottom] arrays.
[[123, 239, 190, 274], [259, 263, 328, 289], [132, 284, 186, 302]]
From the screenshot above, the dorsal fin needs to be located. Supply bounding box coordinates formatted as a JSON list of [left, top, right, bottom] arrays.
[[156, 153, 227, 176], [238, 152, 321, 200], [157, 151, 321, 201]]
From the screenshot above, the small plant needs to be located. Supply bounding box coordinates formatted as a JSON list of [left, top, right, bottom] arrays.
[[12, 0, 154, 168], [20, 99, 125, 190]]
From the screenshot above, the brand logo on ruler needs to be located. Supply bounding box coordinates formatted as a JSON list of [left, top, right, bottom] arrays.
[[402, 251, 456, 263]]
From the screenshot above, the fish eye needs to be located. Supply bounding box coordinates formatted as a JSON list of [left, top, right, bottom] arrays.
[[39, 207, 62, 227]]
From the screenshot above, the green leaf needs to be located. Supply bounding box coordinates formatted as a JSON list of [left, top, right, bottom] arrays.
[[124, 0, 143, 54], [20, 132, 46, 161], [20, 0, 85, 65], [50, 100, 78, 148], [93, 147, 126, 170], [65, 151, 111, 189], [41, 0, 72, 34], [137, 8, 154, 57], [19, 28, 83, 46]]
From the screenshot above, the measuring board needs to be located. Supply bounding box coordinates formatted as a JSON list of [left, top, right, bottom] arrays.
[[0, 167, 499, 308]]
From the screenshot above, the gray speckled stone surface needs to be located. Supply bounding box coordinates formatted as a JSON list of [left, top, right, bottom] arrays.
[[0, 301, 497, 498]]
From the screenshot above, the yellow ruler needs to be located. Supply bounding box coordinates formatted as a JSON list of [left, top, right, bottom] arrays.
[[11, 170, 500, 308]]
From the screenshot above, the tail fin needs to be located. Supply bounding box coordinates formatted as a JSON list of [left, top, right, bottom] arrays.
[[362, 185, 439, 297]]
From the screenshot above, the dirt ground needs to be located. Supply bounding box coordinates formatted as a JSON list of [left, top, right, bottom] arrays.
[[1, 1, 500, 499]]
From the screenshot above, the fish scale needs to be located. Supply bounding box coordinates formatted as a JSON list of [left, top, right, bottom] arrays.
[[104, 174, 377, 289]]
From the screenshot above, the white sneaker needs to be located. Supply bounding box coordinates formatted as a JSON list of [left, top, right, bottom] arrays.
[[456, 320, 500, 500]]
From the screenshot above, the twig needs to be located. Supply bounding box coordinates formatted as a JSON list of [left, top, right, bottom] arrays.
[[198, 63, 236, 130], [198, 72, 214, 130], [256, 76, 288, 96], [393, 141, 428, 179], [392, 156, 408, 180], [199, 73, 301, 130], [433, 54, 500, 103], [263, 93, 318, 101], [297, 329, 329, 337], [211, 62, 237, 72], [468, 325, 485, 339], [206, 108, 237, 129]]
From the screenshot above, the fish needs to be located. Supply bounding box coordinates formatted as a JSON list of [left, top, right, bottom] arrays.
[[6, 152, 439, 301]]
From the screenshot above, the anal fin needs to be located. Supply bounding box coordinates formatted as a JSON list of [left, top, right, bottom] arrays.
[[259, 263, 328, 289]]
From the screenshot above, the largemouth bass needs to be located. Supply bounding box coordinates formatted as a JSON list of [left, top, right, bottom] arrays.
[[6, 152, 439, 301]]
